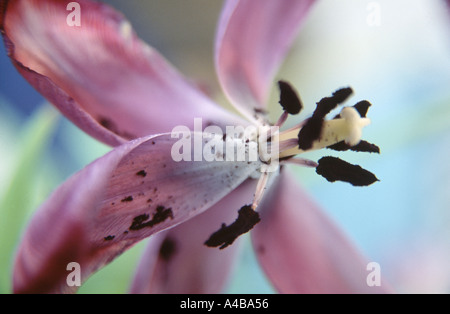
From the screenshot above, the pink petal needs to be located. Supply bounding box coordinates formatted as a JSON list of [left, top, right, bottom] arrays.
[[130, 179, 257, 294], [13, 133, 260, 293], [215, 0, 316, 121], [251, 172, 392, 293], [1, 0, 243, 147]]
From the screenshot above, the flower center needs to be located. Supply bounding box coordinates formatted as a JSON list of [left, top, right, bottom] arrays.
[[204, 81, 380, 249]]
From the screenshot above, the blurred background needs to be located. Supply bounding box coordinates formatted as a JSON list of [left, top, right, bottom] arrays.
[[1, 0, 449, 293]]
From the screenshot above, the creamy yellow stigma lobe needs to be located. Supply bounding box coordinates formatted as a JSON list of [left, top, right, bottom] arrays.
[[278, 106, 370, 159]]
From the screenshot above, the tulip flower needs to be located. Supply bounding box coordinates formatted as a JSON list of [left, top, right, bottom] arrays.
[[1, 0, 388, 293]]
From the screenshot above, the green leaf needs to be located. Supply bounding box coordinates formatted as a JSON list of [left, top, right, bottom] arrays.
[[0, 104, 59, 293]]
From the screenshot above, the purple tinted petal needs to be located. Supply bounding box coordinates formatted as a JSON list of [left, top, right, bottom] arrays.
[[1, 0, 243, 146], [215, 0, 316, 121], [13, 133, 260, 293], [130, 179, 257, 294], [251, 173, 392, 293]]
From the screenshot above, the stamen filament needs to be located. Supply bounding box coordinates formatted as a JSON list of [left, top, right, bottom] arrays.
[[281, 120, 307, 134], [252, 171, 269, 210], [281, 158, 318, 168], [275, 111, 289, 127], [278, 138, 299, 152]]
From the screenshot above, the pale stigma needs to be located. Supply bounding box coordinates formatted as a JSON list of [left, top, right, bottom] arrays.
[[279, 106, 370, 159]]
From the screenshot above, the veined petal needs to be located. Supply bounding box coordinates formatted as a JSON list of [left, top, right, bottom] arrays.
[[129, 179, 257, 294], [251, 172, 392, 294], [215, 0, 316, 122], [1, 0, 243, 147], [13, 133, 260, 294]]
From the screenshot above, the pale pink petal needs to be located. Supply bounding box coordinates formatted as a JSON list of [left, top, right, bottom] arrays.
[[215, 0, 316, 121], [13, 133, 260, 293], [1, 0, 244, 147], [251, 172, 392, 293], [130, 179, 257, 294]]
